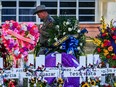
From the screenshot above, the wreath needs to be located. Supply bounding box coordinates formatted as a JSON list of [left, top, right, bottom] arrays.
[[1, 20, 39, 66]]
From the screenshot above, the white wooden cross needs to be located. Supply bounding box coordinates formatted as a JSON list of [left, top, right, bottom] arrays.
[[0, 54, 116, 87]]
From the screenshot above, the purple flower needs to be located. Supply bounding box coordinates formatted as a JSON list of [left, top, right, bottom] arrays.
[[22, 47, 28, 51]]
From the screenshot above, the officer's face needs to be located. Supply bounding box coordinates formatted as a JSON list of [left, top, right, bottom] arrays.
[[37, 11, 46, 19]]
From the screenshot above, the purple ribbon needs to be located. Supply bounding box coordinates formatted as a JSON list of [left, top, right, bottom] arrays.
[[45, 52, 80, 87]]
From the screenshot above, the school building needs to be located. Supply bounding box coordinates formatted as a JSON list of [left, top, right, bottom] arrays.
[[0, 0, 116, 37]]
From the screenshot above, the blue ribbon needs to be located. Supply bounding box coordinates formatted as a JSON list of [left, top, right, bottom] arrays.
[[61, 36, 79, 56], [80, 28, 88, 34], [110, 37, 116, 54]]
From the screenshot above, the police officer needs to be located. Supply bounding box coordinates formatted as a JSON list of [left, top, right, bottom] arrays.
[[33, 5, 55, 55]]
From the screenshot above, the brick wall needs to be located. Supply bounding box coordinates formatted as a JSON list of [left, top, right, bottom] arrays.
[[0, 23, 101, 38], [79, 23, 101, 38]]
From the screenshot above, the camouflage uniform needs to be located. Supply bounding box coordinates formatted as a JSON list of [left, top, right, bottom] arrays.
[[38, 15, 54, 55]]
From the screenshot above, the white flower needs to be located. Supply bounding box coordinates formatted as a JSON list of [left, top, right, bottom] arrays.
[[42, 79, 47, 83], [48, 39, 51, 42], [6, 21, 9, 24], [91, 86, 99, 87], [77, 47, 80, 50], [63, 32, 66, 35], [68, 28, 72, 31], [95, 86, 99, 87], [31, 36, 35, 40], [77, 30, 81, 33], [37, 77, 41, 81], [34, 84, 36, 86], [63, 21, 66, 26], [88, 78, 90, 82], [69, 50, 73, 54], [113, 21, 116, 27], [66, 21, 70, 25], [28, 34, 35, 40], [31, 76, 35, 79], [79, 43, 83, 46], [22, 25, 27, 31], [55, 25, 59, 29], [14, 49, 20, 55], [73, 27, 76, 30], [99, 77, 101, 81], [5, 35, 11, 40], [54, 37, 58, 41], [10, 23, 13, 27], [60, 46, 62, 49]]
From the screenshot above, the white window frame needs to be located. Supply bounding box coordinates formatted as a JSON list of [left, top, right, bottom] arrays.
[[0, 0, 100, 24]]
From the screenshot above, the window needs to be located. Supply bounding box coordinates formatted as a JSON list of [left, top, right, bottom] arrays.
[[60, 1, 76, 18], [41, 1, 57, 16], [79, 0, 95, 22], [47, 9, 57, 15], [1, 1, 16, 22], [1, 0, 97, 24], [19, 9, 34, 15], [19, 1, 36, 22], [2, 9, 16, 15], [2, 16, 16, 22], [41, 2, 57, 7], [60, 2, 76, 7], [19, 16, 36, 22], [19, 1, 36, 7], [2, 1, 16, 7]]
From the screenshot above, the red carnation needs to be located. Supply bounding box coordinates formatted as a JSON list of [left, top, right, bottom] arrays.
[[97, 48, 101, 52], [104, 84, 112, 87], [113, 35, 116, 40], [103, 40, 109, 47], [106, 55, 111, 59], [102, 33, 107, 37], [112, 66, 116, 68], [111, 27, 116, 31], [112, 55, 116, 60]]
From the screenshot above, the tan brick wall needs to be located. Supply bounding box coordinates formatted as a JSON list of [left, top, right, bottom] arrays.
[[79, 23, 101, 38]]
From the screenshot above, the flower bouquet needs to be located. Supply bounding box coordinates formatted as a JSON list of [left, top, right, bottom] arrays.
[[92, 17, 116, 67], [40, 16, 88, 57]]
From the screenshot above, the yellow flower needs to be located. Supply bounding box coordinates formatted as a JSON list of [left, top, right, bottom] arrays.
[[103, 49, 109, 56], [93, 38, 101, 46], [114, 82, 116, 87], [101, 29, 105, 33], [111, 53, 115, 56], [90, 80, 96, 86], [57, 78, 64, 84], [103, 49, 109, 53], [82, 82, 90, 87], [31, 78, 36, 84]]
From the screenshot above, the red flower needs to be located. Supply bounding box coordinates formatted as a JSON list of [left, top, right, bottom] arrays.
[[112, 55, 116, 60], [111, 27, 116, 31], [112, 66, 116, 68], [106, 55, 111, 59], [112, 35, 116, 40], [81, 81, 85, 85], [97, 48, 101, 52], [104, 84, 112, 87], [24, 57, 28, 62], [102, 33, 107, 37], [3, 79, 8, 83], [103, 40, 110, 47]]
